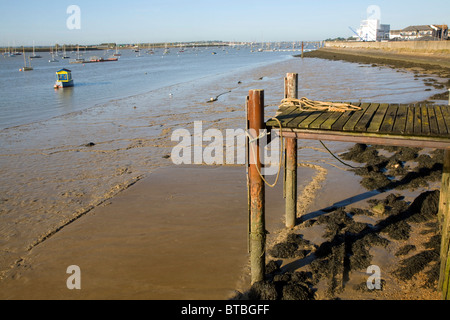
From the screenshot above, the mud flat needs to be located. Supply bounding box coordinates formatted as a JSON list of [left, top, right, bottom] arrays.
[[302, 47, 450, 103], [239, 144, 443, 301]]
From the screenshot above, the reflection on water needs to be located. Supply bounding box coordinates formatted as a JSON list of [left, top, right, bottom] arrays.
[[54, 86, 74, 110]]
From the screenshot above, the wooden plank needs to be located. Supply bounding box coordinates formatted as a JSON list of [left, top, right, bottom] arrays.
[[287, 110, 317, 128], [421, 105, 431, 135], [342, 103, 369, 131], [405, 105, 415, 135], [330, 110, 354, 131], [309, 110, 335, 129], [428, 105, 440, 136], [434, 106, 449, 135], [380, 104, 399, 133], [281, 129, 450, 149], [440, 106, 450, 134], [328, 102, 359, 131], [267, 105, 297, 127], [392, 104, 408, 134], [320, 111, 345, 130], [413, 106, 422, 135], [298, 111, 325, 129], [354, 103, 379, 132], [366, 103, 389, 133]]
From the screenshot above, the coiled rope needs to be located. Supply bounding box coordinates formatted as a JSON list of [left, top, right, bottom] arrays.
[[279, 97, 362, 113], [246, 117, 284, 188]]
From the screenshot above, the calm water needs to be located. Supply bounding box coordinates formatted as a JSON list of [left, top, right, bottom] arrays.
[[0, 47, 294, 129]]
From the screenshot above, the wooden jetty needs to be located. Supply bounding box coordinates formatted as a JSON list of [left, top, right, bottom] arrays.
[[246, 73, 450, 299]]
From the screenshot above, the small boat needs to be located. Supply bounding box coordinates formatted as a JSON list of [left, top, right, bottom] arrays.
[[20, 47, 33, 71], [61, 45, 70, 59], [30, 42, 42, 59], [54, 68, 74, 89], [113, 45, 121, 57], [87, 56, 118, 63]]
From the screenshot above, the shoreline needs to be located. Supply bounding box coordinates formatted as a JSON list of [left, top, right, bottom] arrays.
[[301, 47, 450, 102]]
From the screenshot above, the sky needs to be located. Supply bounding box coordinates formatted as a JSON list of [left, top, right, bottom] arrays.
[[0, 0, 449, 46]]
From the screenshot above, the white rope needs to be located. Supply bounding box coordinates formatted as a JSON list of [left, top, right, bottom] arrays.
[[280, 97, 362, 113], [246, 117, 284, 188]]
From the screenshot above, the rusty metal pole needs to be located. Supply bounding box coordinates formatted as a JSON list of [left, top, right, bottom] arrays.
[[301, 41, 304, 58], [285, 73, 298, 228], [247, 89, 266, 284]]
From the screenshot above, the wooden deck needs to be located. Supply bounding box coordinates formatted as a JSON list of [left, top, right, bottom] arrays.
[[266, 103, 450, 149]]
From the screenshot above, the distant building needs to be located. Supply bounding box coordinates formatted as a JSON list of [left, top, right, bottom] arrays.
[[390, 25, 448, 40], [356, 19, 390, 41]]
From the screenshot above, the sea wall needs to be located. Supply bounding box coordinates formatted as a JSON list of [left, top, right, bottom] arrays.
[[324, 41, 450, 53]]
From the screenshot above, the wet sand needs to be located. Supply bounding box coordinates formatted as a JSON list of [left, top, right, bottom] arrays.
[[302, 47, 450, 75], [302, 47, 450, 103], [0, 164, 318, 300]]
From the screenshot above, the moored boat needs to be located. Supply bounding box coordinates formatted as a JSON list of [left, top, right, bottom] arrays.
[[54, 68, 74, 89]]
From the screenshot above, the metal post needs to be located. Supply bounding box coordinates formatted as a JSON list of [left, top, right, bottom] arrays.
[[284, 73, 298, 228], [247, 89, 266, 284]]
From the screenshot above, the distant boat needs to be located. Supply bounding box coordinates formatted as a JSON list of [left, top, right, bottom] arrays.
[[20, 47, 33, 71], [54, 68, 74, 88], [49, 49, 59, 62], [61, 45, 70, 59], [163, 43, 170, 55], [113, 46, 121, 57], [30, 42, 42, 59]]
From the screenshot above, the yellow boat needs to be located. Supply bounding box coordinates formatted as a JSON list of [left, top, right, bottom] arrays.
[[54, 68, 74, 89]]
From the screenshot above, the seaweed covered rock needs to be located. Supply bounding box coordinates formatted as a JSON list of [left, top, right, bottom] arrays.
[[268, 233, 313, 259], [407, 190, 440, 223], [248, 271, 315, 300], [248, 281, 278, 300], [343, 143, 443, 191]]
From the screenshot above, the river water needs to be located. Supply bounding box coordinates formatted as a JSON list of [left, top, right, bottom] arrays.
[[0, 47, 294, 129]]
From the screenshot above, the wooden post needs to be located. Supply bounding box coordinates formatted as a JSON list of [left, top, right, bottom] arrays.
[[284, 73, 298, 228], [439, 149, 450, 299], [247, 89, 266, 284], [301, 41, 304, 58]]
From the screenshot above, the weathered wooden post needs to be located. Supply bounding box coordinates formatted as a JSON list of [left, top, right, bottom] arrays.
[[439, 149, 450, 299], [439, 90, 450, 299], [284, 73, 298, 228], [301, 42, 304, 58], [247, 89, 266, 284]]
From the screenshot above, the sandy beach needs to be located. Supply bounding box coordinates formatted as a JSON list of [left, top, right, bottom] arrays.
[[1, 46, 449, 300]]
